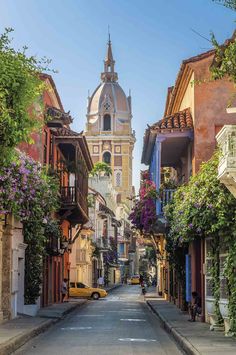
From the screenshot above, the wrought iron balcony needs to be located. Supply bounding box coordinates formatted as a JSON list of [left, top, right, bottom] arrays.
[[216, 125, 236, 198]]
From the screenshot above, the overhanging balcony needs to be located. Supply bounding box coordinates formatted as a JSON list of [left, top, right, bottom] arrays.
[[216, 125, 236, 198], [155, 188, 176, 234], [60, 186, 88, 224]]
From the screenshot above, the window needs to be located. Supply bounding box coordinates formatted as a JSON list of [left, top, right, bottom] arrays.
[[103, 152, 111, 165], [77, 283, 85, 288], [115, 171, 122, 187], [103, 114, 111, 131]]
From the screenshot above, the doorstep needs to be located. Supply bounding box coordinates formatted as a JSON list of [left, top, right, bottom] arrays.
[[147, 298, 236, 355]]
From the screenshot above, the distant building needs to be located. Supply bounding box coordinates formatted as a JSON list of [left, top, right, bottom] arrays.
[[85, 36, 135, 205]]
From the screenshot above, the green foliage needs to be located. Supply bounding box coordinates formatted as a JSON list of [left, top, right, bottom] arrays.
[[165, 152, 236, 332], [87, 193, 95, 208], [90, 162, 112, 177], [0, 28, 51, 164], [165, 152, 236, 243], [212, 0, 236, 10], [211, 33, 236, 87], [144, 246, 157, 265]]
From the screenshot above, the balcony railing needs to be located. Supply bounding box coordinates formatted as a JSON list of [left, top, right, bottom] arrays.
[[60, 186, 88, 214], [61, 186, 76, 204], [159, 188, 175, 214], [216, 125, 236, 197]]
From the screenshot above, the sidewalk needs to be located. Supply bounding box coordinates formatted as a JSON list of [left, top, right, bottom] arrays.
[[104, 283, 122, 292], [0, 299, 86, 355], [146, 298, 236, 355]]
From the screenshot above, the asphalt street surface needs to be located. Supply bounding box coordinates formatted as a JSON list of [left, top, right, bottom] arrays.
[[14, 285, 183, 355]]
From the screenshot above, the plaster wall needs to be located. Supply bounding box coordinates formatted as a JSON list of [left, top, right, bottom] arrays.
[[190, 55, 236, 174], [179, 72, 195, 122], [11, 219, 26, 318]]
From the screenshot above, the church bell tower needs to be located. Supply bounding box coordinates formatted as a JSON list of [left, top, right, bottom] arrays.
[[85, 36, 135, 205]]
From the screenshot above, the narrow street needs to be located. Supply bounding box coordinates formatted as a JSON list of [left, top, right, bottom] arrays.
[[14, 286, 182, 355]]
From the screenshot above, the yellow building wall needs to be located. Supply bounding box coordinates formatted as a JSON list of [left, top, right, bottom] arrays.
[[179, 72, 195, 121]]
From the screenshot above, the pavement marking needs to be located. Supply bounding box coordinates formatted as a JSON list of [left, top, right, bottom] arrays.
[[119, 338, 157, 342], [76, 314, 104, 318], [61, 327, 92, 330], [120, 318, 146, 322], [121, 308, 143, 311]]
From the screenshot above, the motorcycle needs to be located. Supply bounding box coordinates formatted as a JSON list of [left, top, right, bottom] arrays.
[[141, 282, 147, 295]]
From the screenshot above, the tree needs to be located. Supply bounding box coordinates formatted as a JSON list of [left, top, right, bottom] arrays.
[[0, 28, 52, 164], [210, 1, 236, 90], [90, 162, 112, 177], [212, 0, 236, 10]]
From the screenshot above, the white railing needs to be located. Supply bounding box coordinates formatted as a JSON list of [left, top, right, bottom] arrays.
[[216, 125, 236, 197]]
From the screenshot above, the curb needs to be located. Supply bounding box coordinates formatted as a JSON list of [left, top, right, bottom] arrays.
[[0, 300, 87, 355], [147, 301, 200, 355], [38, 300, 87, 319], [0, 318, 56, 355], [105, 283, 122, 292]]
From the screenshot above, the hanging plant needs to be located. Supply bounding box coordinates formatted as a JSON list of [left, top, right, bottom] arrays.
[[129, 174, 158, 234]]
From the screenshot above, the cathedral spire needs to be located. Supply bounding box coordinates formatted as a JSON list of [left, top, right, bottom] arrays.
[[101, 34, 118, 82]]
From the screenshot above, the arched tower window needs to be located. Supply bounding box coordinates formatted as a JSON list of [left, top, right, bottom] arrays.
[[103, 152, 111, 165], [103, 114, 111, 131]]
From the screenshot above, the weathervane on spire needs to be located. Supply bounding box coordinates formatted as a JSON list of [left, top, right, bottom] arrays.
[[108, 25, 111, 43]]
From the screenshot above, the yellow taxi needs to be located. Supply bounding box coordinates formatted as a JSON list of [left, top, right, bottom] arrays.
[[130, 275, 140, 285], [69, 282, 107, 300]]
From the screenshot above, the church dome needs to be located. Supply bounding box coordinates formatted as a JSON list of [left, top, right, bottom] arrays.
[[88, 81, 130, 114], [87, 35, 131, 117]]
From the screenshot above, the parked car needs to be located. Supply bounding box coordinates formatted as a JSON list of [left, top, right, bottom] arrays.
[[130, 275, 140, 285], [69, 282, 107, 300]]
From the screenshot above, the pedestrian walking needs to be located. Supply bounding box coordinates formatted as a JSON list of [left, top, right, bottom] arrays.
[[61, 278, 68, 302], [97, 276, 104, 287]]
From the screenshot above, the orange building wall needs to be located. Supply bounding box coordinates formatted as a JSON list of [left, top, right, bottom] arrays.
[[190, 55, 236, 174]]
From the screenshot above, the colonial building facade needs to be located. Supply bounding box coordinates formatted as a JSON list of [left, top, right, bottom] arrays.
[[85, 36, 135, 204]]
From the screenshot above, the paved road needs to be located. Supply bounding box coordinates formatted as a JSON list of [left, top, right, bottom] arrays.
[[14, 285, 183, 355]]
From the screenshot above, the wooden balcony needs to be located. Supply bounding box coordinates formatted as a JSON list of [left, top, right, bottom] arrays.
[[60, 186, 88, 223]]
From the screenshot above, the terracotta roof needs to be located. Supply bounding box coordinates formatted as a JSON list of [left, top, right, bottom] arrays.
[[150, 108, 193, 132], [52, 127, 81, 137]]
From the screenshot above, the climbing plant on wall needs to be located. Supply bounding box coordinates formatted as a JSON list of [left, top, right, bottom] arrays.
[[165, 152, 236, 332], [0, 153, 59, 304]]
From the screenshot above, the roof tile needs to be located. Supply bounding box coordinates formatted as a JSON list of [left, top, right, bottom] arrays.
[[151, 108, 193, 132]]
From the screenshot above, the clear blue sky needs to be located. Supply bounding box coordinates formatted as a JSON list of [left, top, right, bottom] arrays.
[[0, 0, 235, 192]]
